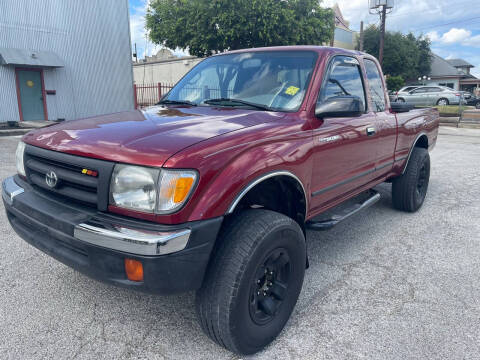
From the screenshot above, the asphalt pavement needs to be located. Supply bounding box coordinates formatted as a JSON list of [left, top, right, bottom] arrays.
[[1, 128, 480, 359]]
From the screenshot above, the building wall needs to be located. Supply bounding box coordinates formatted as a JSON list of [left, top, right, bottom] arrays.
[[133, 57, 202, 85], [333, 27, 356, 50], [0, 0, 134, 122]]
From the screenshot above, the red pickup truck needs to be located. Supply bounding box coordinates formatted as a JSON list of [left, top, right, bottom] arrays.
[[3, 46, 439, 355]]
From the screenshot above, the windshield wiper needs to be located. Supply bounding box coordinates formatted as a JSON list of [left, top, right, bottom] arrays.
[[157, 99, 197, 106], [329, 78, 351, 96], [204, 98, 273, 111]]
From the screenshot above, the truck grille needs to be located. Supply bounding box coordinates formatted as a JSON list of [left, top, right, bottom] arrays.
[[24, 145, 114, 211]]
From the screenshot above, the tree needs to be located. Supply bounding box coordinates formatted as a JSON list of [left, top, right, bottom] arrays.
[[360, 25, 432, 81], [386, 75, 404, 92], [146, 0, 334, 58]]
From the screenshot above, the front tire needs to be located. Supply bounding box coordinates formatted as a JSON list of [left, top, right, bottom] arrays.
[[392, 147, 430, 212], [195, 210, 306, 355]]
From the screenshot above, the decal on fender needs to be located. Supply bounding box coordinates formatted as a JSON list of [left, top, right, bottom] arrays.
[[318, 135, 341, 143]]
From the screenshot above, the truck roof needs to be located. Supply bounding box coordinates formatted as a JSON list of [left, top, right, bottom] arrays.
[[213, 45, 366, 57]]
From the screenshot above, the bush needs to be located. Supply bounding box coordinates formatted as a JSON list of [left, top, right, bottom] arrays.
[[386, 75, 404, 92]]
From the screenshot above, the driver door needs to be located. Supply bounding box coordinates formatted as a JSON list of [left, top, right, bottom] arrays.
[[310, 56, 378, 212], [408, 88, 428, 106]]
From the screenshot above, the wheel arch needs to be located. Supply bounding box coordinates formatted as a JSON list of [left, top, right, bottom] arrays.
[[226, 171, 308, 229], [402, 132, 428, 174]]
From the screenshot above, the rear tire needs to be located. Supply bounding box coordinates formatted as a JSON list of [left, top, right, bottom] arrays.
[[195, 209, 306, 355], [437, 98, 449, 106], [392, 147, 430, 212], [476, 102, 480, 109]]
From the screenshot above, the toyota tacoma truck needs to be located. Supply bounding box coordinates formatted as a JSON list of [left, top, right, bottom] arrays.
[[3, 46, 439, 355]]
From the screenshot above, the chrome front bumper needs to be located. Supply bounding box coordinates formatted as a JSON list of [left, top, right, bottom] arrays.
[[74, 222, 190, 256], [2, 176, 24, 205], [2, 176, 190, 256]]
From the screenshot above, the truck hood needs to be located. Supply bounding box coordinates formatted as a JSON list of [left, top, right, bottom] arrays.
[[23, 106, 284, 167]]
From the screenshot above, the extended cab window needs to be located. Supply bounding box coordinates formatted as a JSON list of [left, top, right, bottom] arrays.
[[364, 59, 386, 112], [318, 56, 366, 111]]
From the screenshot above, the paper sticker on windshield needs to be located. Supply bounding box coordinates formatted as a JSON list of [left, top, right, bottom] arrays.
[[285, 86, 300, 96]]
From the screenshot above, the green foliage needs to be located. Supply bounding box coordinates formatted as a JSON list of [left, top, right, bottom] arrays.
[[360, 25, 432, 80], [146, 0, 334, 57], [386, 75, 404, 91]]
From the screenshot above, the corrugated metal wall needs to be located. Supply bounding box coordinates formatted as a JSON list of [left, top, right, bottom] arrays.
[[0, 0, 134, 122]]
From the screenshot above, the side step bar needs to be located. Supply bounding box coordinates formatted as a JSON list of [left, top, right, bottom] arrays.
[[306, 190, 381, 231]]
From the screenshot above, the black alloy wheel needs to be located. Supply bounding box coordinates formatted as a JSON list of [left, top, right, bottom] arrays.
[[416, 161, 429, 201], [249, 248, 291, 325]]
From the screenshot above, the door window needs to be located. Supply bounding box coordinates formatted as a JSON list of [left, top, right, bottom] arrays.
[[318, 56, 366, 112], [364, 59, 386, 112], [412, 88, 428, 94]]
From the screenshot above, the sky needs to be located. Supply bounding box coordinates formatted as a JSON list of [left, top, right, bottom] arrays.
[[129, 0, 480, 77], [129, 0, 188, 60]]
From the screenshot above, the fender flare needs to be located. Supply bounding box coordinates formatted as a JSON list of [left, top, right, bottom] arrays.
[[226, 170, 308, 215], [401, 132, 428, 174]]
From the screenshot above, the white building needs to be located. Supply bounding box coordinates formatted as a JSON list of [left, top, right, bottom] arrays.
[[0, 0, 134, 123], [133, 49, 202, 85]]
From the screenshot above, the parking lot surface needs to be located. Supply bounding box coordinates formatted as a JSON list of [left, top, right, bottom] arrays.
[[1, 128, 480, 359]]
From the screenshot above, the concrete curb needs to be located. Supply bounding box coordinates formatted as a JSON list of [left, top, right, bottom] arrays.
[[439, 115, 480, 129], [0, 120, 56, 137], [0, 128, 32, 137], [439, 117, 460, 128]]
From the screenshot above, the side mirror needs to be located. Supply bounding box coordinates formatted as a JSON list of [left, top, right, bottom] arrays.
[[315, 96, 363, 118]]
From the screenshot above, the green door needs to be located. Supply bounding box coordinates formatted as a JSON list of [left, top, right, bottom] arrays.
[[17, 70, 45, 121]]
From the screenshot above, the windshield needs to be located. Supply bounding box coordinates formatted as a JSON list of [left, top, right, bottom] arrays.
[[164, 51, 317, 112]]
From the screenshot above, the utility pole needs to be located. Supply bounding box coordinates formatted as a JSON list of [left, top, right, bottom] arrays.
[[369, 1, 394, 66], [359, 21, 364, 52], [378, 6, 387, 65]]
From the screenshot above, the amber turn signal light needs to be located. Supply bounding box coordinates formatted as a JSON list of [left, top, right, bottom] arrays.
[[124, 258, 144, 282], [173, 177, 194, 203]]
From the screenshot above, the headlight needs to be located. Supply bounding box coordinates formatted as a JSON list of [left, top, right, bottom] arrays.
[[110, 165, 197, 214], [15, 141, 26, 177], [110, 165, 159, 212]]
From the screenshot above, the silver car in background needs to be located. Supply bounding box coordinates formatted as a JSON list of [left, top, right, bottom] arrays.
[[391, 86, 419, 102], [396, 86, 463, 106]]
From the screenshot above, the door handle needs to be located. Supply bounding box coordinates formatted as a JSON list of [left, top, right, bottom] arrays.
[[366, 127, 376, 136]]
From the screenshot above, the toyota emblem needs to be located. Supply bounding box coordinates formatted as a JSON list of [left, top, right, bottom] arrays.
[[45, 170, 58, 188]]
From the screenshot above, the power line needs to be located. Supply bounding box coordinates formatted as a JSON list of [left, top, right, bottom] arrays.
[[409, 16, 480, 32], [387, 1, 472, 19]]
